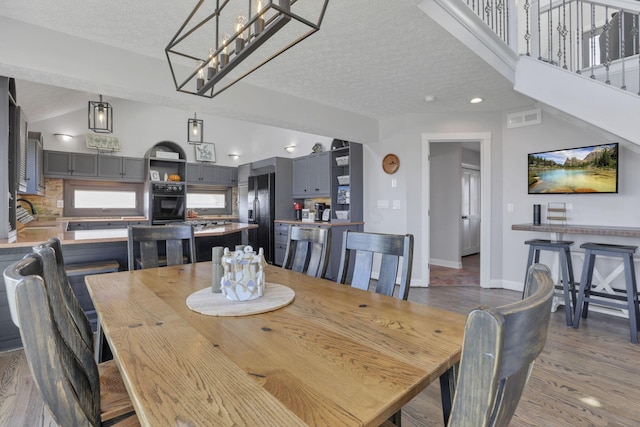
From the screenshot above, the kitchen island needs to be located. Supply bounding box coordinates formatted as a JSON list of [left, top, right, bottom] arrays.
[[0, 221, 257, 351]]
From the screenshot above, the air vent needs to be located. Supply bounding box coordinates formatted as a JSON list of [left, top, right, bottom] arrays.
[[507, 108, 542, 129]]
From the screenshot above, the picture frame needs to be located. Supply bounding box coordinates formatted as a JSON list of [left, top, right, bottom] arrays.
[[86, 133, 121, 152], [149, 169, 160, 181], [195, 143, 216, 162]]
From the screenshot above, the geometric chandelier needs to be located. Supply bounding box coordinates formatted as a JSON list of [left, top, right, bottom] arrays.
[[165, 0, 330, 99]]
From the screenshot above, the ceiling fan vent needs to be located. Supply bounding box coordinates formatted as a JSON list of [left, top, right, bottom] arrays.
[[507, 108, 541, 129]]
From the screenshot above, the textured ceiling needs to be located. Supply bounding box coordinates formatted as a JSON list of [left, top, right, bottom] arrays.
[[2, 0, 532, 127]]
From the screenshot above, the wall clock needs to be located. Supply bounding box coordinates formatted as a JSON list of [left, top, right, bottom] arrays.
[[382, 153, 400, 174]]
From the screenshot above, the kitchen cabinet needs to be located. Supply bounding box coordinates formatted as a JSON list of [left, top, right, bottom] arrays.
[[330, 141, 363, 223], [23, 132, 45, 195], [292, 152, 330, 197], [187, 163, 238, 186], [98, 155, 145, 181], [274, 222, 290, 266], [2, 77, 17, 239], [15, 107, 27, 193], [44, 150, 97, 177]]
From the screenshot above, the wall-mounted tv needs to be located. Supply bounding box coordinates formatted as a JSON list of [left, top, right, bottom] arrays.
[[528, 143, 618, 194]]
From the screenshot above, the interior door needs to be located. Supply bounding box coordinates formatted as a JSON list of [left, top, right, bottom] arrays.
[[461, 167, 480, 256]]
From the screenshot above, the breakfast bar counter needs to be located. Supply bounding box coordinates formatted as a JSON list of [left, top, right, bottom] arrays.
[[512, 223, 640, 238]]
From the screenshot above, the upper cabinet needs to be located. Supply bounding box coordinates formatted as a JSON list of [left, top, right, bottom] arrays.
[[97, 155, 145, 182], [44, 151, 98, 177], [22, 131, 45, 195], [15, 107, 28, 193], [330, 141, 363, 223], [187, 163, 238, 186], [292, 151, 331, 197]]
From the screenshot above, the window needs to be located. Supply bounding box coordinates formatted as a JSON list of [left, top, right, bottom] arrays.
[[64, 180, 144, 217], [186, 186, 232, 215]]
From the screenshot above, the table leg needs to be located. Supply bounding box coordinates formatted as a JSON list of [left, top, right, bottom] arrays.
[[439, 364, 457, 425]]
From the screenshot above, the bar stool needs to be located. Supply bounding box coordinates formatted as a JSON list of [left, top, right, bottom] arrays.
[[574, 242, 640, 343], [524, 239, 577, 326]]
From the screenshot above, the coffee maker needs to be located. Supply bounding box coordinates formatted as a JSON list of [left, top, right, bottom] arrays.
[[293, 202, 303, 220], [314, 202, 326, 222]]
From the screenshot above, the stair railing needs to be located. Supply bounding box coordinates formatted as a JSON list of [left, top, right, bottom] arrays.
[[463, 0, 640, 95]]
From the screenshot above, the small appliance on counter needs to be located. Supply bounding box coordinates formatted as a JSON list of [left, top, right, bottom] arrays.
[[293, 202, 303, 220], [322, 208, 331, 222], [314, 202, 326, 222]]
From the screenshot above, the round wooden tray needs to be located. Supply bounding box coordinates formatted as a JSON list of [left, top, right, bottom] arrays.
[[186, 283, 295, 317]]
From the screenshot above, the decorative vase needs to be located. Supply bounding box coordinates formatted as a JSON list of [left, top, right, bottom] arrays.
[[220, 246, 266, 301]]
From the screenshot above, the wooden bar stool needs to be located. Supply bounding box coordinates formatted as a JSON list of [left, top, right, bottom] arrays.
[[524, 239, 577, 326], [574, 242, 640, 343]]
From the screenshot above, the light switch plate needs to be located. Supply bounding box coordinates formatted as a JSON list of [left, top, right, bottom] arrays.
[[377, 200, 390, 209], [56, 200, 64, 208]]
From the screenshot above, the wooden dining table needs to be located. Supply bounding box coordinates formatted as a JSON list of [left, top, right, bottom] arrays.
[[85, 263, 466, 426]]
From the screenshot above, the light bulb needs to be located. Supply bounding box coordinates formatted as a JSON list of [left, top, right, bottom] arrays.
[[192, 123, 199, 137], [223, 33, 231, 54], [254, 0, 265, 35], [97, 106, 105, 125], [236, 14, 247, 35]]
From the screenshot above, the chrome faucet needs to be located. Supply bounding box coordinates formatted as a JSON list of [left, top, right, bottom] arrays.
[[17, 198, 37, 214]]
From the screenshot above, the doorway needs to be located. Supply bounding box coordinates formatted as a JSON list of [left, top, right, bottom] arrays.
[[421, 132, 491, 287], [461, 166, 480, 257]]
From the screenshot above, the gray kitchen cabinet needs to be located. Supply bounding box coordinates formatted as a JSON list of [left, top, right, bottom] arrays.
[[98, 155, 145, 181], [23, 132, 45, 195], [44, 150, 97, 177], [292, 152, 330, 197], [274, 222, 290, 267], [187, 163, 237, 186], [237, 164, 250, 186], [330, 141, 363, 223]]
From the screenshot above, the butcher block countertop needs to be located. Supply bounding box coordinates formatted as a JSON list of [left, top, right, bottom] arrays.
[[0, 222, 256, 249]]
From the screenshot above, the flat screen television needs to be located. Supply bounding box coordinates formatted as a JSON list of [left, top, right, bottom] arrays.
[[528, 143, 618, 194]]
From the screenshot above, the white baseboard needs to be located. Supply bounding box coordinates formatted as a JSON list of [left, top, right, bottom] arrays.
[[429, 258, 462, 269]]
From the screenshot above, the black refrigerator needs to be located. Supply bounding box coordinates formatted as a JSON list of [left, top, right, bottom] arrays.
[[248, 173, 276, 264]]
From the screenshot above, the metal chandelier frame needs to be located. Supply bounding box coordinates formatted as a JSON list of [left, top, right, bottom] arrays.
[[165, 0, 329, 99]]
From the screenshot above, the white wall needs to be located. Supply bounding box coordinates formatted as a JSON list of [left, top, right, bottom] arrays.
[[500, 110, 640, 290], [30, 98, 333, 165], [371, 112, 504, 286]]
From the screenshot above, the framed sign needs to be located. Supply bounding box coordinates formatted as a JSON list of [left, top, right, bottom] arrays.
[[195, 143, 216, 162]]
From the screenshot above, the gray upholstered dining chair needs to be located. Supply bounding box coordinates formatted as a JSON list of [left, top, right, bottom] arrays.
[[127, 224, 196, 270], [3, 248, 138, 426], [336, 231, 414, 300], [282, 225, 331, 278]]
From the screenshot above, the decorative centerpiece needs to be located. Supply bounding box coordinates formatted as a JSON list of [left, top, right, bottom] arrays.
[[220, 246, 266, 301]]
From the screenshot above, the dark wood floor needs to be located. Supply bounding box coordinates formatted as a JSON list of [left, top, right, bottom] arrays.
[[2, 271, 640, 426]]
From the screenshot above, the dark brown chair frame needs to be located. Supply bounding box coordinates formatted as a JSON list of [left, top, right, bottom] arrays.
[[282, 225, 331, 278]]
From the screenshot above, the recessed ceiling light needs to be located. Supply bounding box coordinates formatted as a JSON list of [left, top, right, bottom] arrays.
[[470, 97, 483, 104], [228, 154, 240, 160], [284, 145, 296, 153], [424, 95, 435, 102]]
